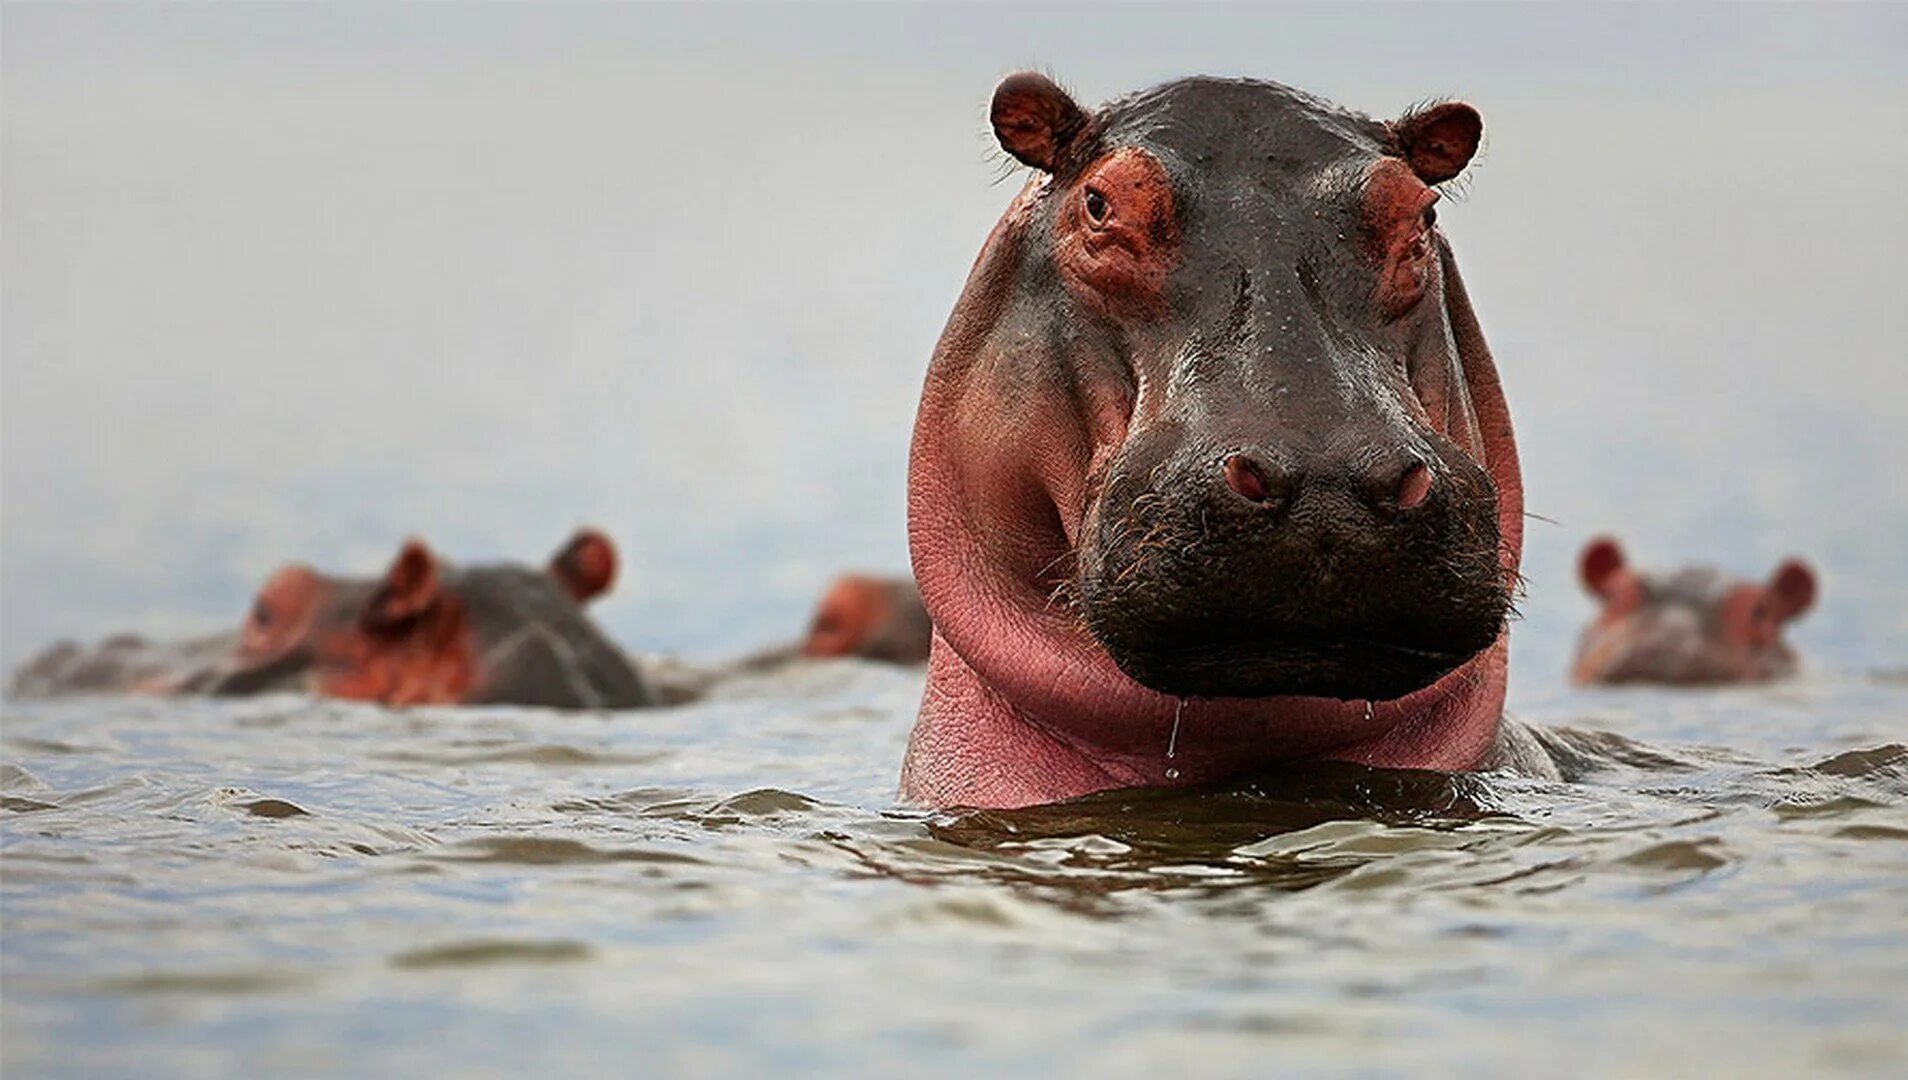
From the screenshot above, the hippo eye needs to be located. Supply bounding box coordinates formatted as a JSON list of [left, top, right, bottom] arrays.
[[1084, 188, 1110, 224], [251, 599, 274, 628]]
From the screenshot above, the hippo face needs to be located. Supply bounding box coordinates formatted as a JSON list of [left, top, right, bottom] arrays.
[[210, 529, 655, 708], [947, 75, 1510, 701], [799, 575, 932, 664], [1572, 537, 1817, 685]]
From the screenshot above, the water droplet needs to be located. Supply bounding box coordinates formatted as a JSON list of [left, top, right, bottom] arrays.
[[1164, 698, 1185, 783]]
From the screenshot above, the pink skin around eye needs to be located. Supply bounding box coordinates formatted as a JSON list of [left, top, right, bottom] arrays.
[[1364, 158, 1440, 317]]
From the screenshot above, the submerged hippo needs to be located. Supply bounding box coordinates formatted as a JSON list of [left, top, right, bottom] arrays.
[[799, 574, 932, 664], [1572, 536, 1818, 685], [10, 529, 657, 709], [904, 73, 1529, 808]]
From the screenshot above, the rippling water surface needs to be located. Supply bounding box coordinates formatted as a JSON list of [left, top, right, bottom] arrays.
[[4, 664, 1906, 1076]]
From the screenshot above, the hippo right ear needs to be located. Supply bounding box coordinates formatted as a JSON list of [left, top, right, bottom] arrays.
[[1578, 536, 1628, 601], [362, 540, 444, 631], [991, 72, 1087, 172], [1767, 559, 1818, 623], [549, 528, 618, 604], [1392, 101, 1483, 185]]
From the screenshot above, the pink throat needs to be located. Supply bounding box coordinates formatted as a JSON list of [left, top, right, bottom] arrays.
[[900, 554, 1510, 808]]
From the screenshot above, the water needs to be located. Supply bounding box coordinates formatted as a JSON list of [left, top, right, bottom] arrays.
[[5, 665, 1906, 1076]]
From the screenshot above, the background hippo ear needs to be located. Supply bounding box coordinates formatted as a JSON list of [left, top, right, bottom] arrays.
[[549, 527, 618, 604], [991, 71, 1087, 172], [1578, 536, 1628, 600], [362, 539, 443, 631], [1391, 101, 1483, 185], [1767, 559, 1818, 622]]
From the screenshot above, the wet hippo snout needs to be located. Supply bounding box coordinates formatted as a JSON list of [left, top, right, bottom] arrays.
[[1081, 425, 1503, 700]]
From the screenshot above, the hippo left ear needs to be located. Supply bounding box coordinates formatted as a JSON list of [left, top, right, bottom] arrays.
[[1391, 101, 1483, 185], [1766, 559, 1818, 623], [991, 72, 1087, 172], [549, 528, 618, 604], [363, 539, 444, 631], [1578, 536, 1628, 602]]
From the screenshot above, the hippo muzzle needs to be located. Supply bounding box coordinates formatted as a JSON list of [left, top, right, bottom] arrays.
[[1076, 270, 1507, 700], [1081, 419, 1503, 701]]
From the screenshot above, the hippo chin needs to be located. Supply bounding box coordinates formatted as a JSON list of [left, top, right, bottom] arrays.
[[1572, 536, 1818, 685], [10, 529, 657, 710], [903, 74, 1527, 809]]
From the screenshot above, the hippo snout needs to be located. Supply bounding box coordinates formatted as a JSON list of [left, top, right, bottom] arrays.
[[1079, 426, 1507, 701]]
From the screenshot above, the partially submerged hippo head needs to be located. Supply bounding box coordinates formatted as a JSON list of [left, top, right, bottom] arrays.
[[905, 74, 1521, 807], [1572, 536, 1817, 685], [12, 530, 655, 709], [798, 575, 932, 664]]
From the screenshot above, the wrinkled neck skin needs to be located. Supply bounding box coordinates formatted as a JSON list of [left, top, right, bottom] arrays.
[[904, 180, 1524, 809]]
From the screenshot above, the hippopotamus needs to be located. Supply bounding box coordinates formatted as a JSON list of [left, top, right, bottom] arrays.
[[903, 73, 1529, 808], [798, 574, 932, 664], [9, 529, 657, 709], [1571, 536, 1818, 685]]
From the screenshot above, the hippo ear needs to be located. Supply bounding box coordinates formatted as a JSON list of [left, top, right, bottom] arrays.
[[991, 72, 1087, 172], [363, 539, 444, 631], [1392, 101, 1483, 185], [1766, 559, 1817, 622], [550, 528, 618, 604], [1579, 536, 1628, 601]]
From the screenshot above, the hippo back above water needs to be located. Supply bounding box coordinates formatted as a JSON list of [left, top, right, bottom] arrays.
[[1572, 536, 1818, 685], [11, 529, 657, 710], [905, 73, 1525, 808]]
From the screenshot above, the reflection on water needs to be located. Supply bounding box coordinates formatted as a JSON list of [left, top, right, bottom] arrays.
[[4, 664, 1906, 1076]]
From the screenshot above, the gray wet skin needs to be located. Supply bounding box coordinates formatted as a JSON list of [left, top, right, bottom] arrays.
[[8, 534, 657, 710]]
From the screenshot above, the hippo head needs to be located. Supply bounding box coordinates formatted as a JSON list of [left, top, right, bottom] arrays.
[[799, 575, 933, 664], [905, 74, 1522, 807], [1572, 537, 1817, 685], [209, 529, 655, 708]]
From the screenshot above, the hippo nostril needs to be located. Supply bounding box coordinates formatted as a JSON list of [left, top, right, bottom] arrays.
[[1221, 452, 1297, 510], [1396, 462, 1434, 510], [1223, 453, 1274, 504]]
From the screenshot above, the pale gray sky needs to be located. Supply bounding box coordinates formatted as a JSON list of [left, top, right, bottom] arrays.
[[5, 4, 1906, 688]]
